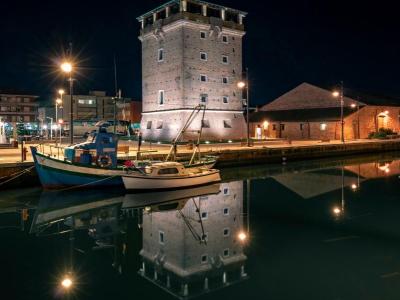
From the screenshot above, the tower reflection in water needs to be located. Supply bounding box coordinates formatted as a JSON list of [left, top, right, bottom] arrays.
[[135, 181, 248, 299], [31, 180, 249, 299]]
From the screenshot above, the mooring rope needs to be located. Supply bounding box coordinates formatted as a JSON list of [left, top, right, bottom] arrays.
[[0, 166, 35, 186], [57, 174, 120, 192]]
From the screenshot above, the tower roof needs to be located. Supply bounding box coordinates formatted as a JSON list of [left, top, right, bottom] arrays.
[[137, 0, 247, 21]]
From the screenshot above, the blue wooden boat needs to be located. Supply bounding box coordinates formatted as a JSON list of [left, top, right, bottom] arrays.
[[31, 125, 127, 189]]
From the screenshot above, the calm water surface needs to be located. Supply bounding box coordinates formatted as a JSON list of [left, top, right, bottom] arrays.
[[2, 153, 400, 300]]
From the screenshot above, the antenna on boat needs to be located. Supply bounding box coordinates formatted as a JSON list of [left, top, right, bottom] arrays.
[[113, 54, 118, 134]]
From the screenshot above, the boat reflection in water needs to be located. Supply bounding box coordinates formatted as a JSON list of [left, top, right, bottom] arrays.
[[30, 180, 249, 299]]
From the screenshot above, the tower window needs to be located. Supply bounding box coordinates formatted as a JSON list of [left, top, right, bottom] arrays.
[[222, 35, 228, 43], [222, 77, 228, 84], [223, 249, 230, 257], [223, 228, 230, 237], [200, 31, 206, 39], [158, 48, 164, 62], [223, 120, 232, 128], [200, 74, 207, 82], [146, 121, 152, 129], [223, 96, 229, 104], [201, 212, 208, 220], [223, 208, 229, 215], [200, 52, 208, 61], [202, 120, 210, 128], [156, 121, 163, 129], [280, 124, 285, 131], [201, 254, 208, 264], [159, 231, 165, 244], [200, 94, 208, 103], [222, 55, 229, 64], [158, 90, 165, 105], [223, 187, 229, 195]]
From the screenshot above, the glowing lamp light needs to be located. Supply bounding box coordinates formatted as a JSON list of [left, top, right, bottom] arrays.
[[351, 183, 357, 190], [237, 81, 246, 89], [56, 98, 62, 105], [61, 277, 72, 289], [58, 119, 64, 124], [385, 168, 390, 174], [42, 125, 48, 130], [58, 89, 65, 95], [332, 91, 340, 97], [333, 207, 341, 215], [228, 140, 232, 143], [60, 62, 72, 73], [238, 232, 247, 242], [384, 110, 389, 115], [205, 141, 210, 144], [263, 120, 269, 129], [350, 103, 356, 108]]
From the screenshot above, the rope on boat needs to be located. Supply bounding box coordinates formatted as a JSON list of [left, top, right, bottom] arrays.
[[0, 166, 35, 187], [57, 174, 120, 192]]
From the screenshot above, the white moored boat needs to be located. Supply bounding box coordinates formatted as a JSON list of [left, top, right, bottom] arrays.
[[122, 161, 221, 191]]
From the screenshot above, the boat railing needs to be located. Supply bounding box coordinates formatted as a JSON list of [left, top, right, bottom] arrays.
[[37, 143, 67, 160]]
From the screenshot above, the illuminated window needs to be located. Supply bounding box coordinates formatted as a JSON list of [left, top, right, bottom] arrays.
[[222, 55, 229, 64], [200, 31, 206, 39], [320, 123, 327, 131], [200, 52, 207, 61], [158, 48, 164, 62], [158, 90, 164, 105]]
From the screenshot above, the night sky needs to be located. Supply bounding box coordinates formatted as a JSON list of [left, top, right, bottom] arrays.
[[1, 0, 400, 106]]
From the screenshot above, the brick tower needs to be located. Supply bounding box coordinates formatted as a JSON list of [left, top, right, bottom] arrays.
[[138, 0, 247, 141]]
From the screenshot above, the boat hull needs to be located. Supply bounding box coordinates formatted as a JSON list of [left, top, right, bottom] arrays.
[[31, 146, 124, 189], [122, 170, 221, 191]]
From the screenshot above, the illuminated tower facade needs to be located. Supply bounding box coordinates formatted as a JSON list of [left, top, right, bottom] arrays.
[[138, 0, 247, 141]]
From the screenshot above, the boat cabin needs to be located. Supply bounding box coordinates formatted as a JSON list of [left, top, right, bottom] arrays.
[[64, 126, 119, 168], [144, 162, 188, 176]]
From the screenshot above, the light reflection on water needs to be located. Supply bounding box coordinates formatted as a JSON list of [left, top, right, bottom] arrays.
[[2, 153, 400, 300]]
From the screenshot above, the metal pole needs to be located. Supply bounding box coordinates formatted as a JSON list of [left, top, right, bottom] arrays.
[[113, 97, 117, 134], [69, 75, 74, 144], [246, 67, 250, 147], [357, 103, 360, 139], [55, 102, 58, 144], [340, 81, 344, 143]]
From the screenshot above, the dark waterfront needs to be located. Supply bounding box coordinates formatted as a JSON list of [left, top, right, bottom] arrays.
[[2, 153, 400, 300]]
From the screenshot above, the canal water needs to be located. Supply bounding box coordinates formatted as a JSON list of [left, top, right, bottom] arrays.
[[2, 153, 400, 300]]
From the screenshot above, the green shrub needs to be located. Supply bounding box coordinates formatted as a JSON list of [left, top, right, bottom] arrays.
[[368, 128, 396, 139]]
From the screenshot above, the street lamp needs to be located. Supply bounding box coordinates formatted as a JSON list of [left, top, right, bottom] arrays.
[[55, 98, 62, 144], [46, 117, 53, 140], [58, 89, 65, 120], [60, 62, 74, 144], [332, 81, 344, 143], [238, 67, 250, 147]]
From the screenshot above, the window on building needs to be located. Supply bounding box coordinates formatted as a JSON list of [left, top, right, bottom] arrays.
[[78, 99, 84, 104], [223, 187, 229, 195], [223, 228, 230, 237], [23, 116, 30, 122], [146, 121, 152, 129], [280, 124, 285, 131], [1, 106, 8, 112], [222, 55, 229, 64], [272, 124, 276, 130], [201, 254, 208, 264], [201, 119, 210, 128], [222, 35, 228, 43], [158, 48, 164, 62], [23, 107, 30, 112], [200, 94, 208, 104], [223, 208, 229, 215], [159, 231, 165, 244], [158, 90, 165, 105], [223, 120, 232, 128], [300, 124, 304, 130], [223, 249, 230, 257], [23, 98, 30, 103], [201, 211, 208, 220], [223, 96, 229, 104], [320, 123, 327, 131], [156, 120, 163, 129], [10, 106, 16, 112], [200, 31, 206, 39], [200, 74, 207, 82], [200, 52, 207, 61], [222, 77, 228, 84]]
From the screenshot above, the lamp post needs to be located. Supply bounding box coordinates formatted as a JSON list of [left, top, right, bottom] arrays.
[[60, 62, 73, 144], [333, 81, 344, 143], [58, 89, 65, 120], [238, 67, 250, 147], [46, 117, 53, 140], [55, 98, 62, 144]]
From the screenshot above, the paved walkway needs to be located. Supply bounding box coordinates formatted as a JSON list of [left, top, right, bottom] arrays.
[[0, 138, 387, 164]]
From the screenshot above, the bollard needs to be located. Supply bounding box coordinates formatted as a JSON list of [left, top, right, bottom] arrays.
[[21, 140, 24, 162]]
